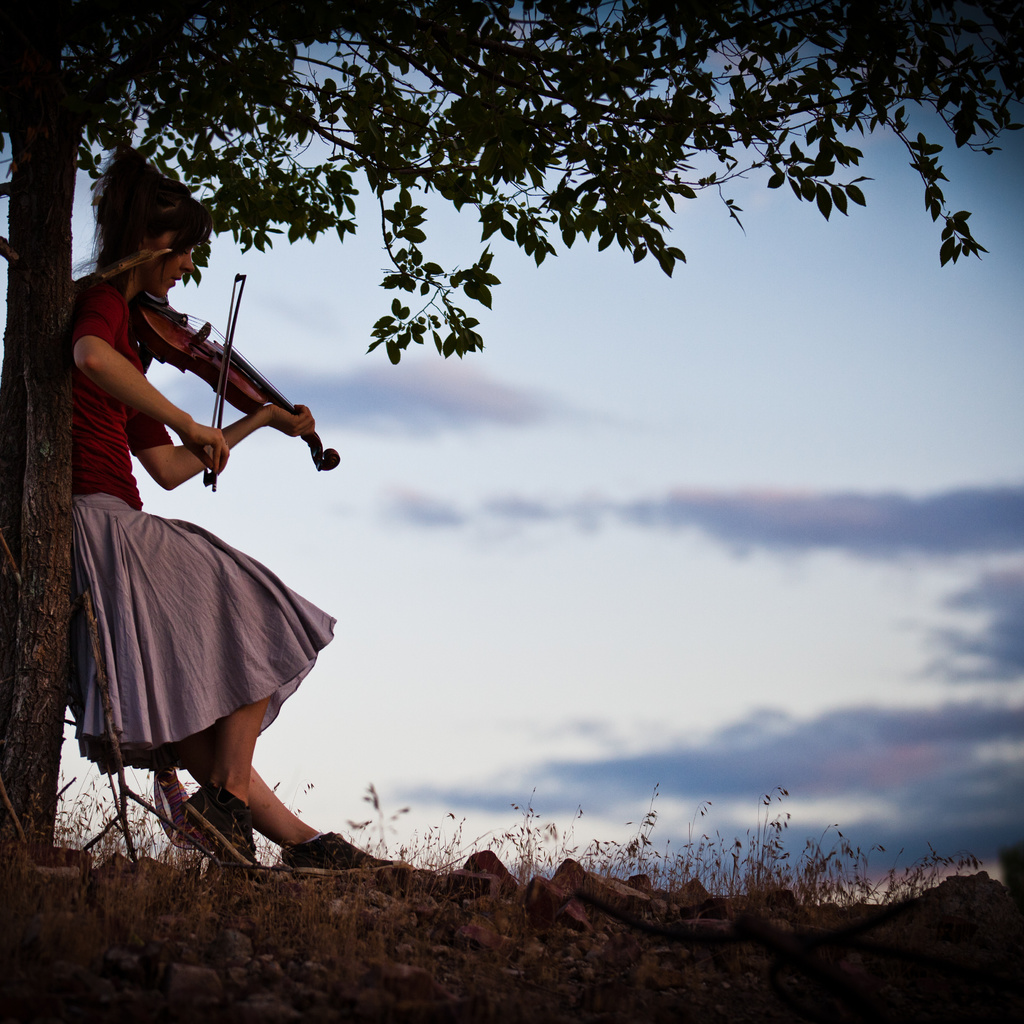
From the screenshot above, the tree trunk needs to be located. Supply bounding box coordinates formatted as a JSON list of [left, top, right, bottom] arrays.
[[0, 22, 82, 840]]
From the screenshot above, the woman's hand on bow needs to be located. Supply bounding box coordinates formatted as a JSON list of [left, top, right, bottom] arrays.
[[179, 419, 230, 474]]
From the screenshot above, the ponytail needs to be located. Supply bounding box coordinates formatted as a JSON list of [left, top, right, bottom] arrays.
[[93, 148, 213, 293]]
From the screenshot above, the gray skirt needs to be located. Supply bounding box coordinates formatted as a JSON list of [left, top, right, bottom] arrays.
[[71, 493, 336, 770]]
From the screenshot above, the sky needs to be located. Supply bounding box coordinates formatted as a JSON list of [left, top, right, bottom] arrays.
[[8, 115, 1020, 879]]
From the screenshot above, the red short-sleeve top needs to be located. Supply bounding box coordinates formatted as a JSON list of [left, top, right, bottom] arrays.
[[72, 284, 173, 510]]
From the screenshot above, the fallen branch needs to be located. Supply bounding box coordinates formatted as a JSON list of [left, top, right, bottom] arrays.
[[578, 891, 1024, 1024]]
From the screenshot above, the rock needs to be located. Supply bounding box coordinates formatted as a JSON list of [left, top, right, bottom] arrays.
[[443, 870, 506, 900], [523, 877, 566, 930], [689, 896, 732, 920], [898, 871, 1024, 970], [633, 954, 688, 991], [836, 955, 885, 997], [673, 877, 711, 907], [551, 859, 587, 896], [24, 844, 91, 880], [766, 887, 797, 911], [375, 862, 414, 894], [131, 855, 181, 885], [101, 942, 163, 986], [678, 918, 733, 937], [48, 961, 115, 1002], [592, 932, 644, 967], [627, 873, 653, 892], [207, 928, 254, 963], [582, 874, 652, 915], [354, 987, 396, 1018], [232, 993, 302, 1024], [556, 898, 593, 933], [463, 851, 519, 895], [249, 954, 285, 983], [376, 962, 454, 1003], [457, 923, 506, 951], [162, 963, 224, 1006]]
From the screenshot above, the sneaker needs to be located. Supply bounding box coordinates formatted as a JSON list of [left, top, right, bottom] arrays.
[[281, 832, 390, 874], [153, 768, 206, 849], [183, 783, 257, 865]]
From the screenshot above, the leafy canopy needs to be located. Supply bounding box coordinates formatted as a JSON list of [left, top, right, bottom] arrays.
[[36, 1, 1024, 361]]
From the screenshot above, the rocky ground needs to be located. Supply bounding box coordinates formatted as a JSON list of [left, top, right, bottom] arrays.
[[2, 842, 1022, 1023]]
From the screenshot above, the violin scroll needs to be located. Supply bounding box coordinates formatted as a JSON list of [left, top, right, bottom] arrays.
[[307, 434, 341, 473]]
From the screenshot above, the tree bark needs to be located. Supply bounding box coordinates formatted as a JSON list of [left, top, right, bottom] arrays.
[[0, 14, 82, 840]]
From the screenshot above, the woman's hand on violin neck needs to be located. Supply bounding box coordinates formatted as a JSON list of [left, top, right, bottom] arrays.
[[179, 419, 230, 474], [267, 403, 315, 438]]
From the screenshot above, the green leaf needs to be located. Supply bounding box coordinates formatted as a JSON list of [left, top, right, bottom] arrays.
[[816, 185, 832, 220], [49, 0, 1008, 369]]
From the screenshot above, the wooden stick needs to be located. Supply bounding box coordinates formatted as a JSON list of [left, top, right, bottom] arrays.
[[80, 589, 137, 862], [0, 524, 20, 587], [74, 248, 171, 292], [83, 816, 120, 853], [0, 765, 27, 842]]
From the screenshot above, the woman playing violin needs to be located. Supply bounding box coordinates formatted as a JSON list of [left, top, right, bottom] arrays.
[[71, 147, 373, 870]]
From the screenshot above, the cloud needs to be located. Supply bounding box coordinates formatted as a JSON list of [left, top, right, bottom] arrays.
[[403, 701, 1024, 863], [384, 490, 469, 528], [616, 487, 1024, 556], [258, 362, 553, 434], [386, 484, 1024, 556], [933, 567, 1024, 682]]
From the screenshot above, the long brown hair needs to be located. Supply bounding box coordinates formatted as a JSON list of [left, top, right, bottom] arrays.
[[93, 148, 213, 294]]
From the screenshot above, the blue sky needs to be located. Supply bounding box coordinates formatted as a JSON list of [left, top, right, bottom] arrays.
[[23, 120, 1023, 874]]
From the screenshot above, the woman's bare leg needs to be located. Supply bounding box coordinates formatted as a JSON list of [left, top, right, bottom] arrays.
[[175, 700, 318, 847], [246, 770, 317, 847], [175, 696, 269, 803]]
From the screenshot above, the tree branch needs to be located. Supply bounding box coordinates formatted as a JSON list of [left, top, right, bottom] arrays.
[[78, 1, 218, 109], [0, 238, 19, 263]]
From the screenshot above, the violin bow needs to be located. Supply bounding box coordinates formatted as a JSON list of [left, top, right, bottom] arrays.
[[204, 274, 246, 491]]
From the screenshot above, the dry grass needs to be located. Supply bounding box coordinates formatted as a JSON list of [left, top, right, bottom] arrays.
[[1, 770, 1012, 1024], [53, 772, 978, 908]]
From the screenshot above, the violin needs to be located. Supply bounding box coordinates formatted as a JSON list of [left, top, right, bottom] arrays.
[[130, 294, 340, 476]]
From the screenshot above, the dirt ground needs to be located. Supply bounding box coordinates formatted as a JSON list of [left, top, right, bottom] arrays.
[[2, 844, 1022, 1023]]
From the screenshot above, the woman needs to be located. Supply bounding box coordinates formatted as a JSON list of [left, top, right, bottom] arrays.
[[71, 148, 374, 871]]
